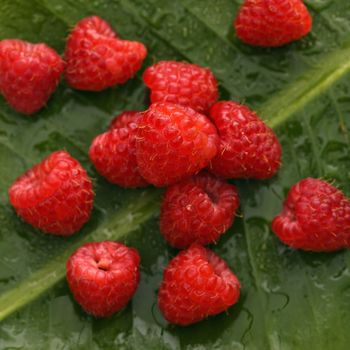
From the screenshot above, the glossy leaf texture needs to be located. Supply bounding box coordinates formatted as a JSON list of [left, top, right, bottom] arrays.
[[0, 0, 350, 349]]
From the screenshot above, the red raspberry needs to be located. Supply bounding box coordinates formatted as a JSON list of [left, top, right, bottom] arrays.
[[142, 61, 218, 114], [234, 0, 312, 47], [89, 111, 148, 188], [109, 110, 140, 130], [70, 15, 118, 39], [272, 178, 350, 252], [160, 172, 239, 248], [208, 101, 281, 179], [64, 16, 147, 91], [66, 241, 140, 317], [135, 103, 219, 187], [0, 39, 64, 115], [8, 151, 94, 236], [158, 244, 240, 325]]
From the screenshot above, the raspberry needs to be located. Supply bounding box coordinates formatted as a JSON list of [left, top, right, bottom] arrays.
[[272, 178, 350, 252], [8, 151, 94, 236], [234, 0, 312, 47], [135, 103, 219, 187], [109, 110, 140, 130], [158, 244, 240, 325], [66, 241, 140, 317], [89, 111, 148, 188], [64, 16, 147, 91], [208, 101, 281, 179], [143, 61, 218, 114], [70, 15, 118, 39], [160, 172, 240, 248], [0, 39, 64, 115]]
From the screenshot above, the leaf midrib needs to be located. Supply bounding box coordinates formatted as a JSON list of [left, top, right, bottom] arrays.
[[261, 42, 350, 128]]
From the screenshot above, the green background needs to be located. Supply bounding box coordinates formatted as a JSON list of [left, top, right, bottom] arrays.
[[0, 0, 350, 349]]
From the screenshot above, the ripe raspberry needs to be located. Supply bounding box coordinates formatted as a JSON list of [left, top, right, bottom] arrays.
[[70, 15, 118, 39], [64, 16, 147, 91], [66, 241, 140, 317], [143, 61, 218, 114], [208, 101, 281, 179], [272, 178, 350, 252], [158, 244, 240, 325], [109, 110, 140, 130], [0, 39, 64, 115], [234, 0, 312, 47], [8, 151, 94, 236], [89, 111, 148, 188], [160, 172, 240, 248], [135, 103, 219, 187]]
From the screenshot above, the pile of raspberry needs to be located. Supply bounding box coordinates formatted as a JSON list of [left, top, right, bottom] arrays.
[[4, 2, 350, 326]]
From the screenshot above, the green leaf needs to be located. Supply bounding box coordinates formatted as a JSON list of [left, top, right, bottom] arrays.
[[0, 0, 350, 349]]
